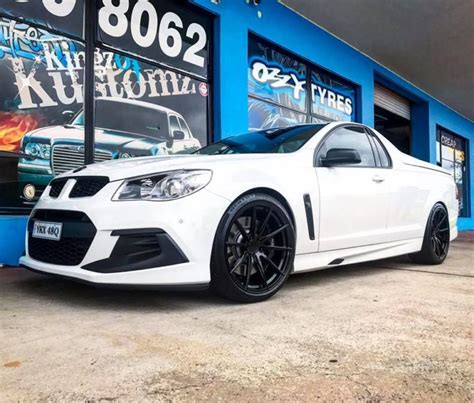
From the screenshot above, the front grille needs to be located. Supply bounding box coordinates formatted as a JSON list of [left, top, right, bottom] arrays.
[[28, 210, 96, 266], [48, 178, 67, 198], [52, 146, 112, 175], [70, 177, 109, 198]]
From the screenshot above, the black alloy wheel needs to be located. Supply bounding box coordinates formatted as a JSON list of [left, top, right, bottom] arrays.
[[409, 203, 450, 265], [211, 193, 295, 302], [430, 206, 450, 259]]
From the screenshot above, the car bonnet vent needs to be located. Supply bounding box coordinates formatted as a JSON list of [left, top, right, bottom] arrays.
[[70, 176, 109, 198], [49, 178, 68, 198]]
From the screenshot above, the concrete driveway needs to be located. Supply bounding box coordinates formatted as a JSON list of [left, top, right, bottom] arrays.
[[1, 234, 472, 402]]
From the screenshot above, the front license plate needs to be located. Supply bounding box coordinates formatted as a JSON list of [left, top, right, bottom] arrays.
[[32, 221, 63, 241]]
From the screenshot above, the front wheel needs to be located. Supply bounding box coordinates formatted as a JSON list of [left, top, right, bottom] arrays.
[[211, 193, 296, 303], [409, 203, 450, 265]]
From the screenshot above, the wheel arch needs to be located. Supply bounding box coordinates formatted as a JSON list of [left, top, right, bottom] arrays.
[[429, 200, 449, 222], [421, 193, 449, 223], [235, 187, 297, 232], [421, 200, 450, 238], [435, 200, 449, 213]]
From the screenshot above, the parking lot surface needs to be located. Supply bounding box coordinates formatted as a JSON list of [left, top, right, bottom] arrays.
[[1, 234, 473, 402]]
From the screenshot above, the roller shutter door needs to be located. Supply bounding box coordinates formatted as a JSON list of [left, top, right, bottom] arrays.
[[374, 84, 411, 120]]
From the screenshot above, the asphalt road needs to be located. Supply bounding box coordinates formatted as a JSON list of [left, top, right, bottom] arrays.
[[1, 234, 473, 402]]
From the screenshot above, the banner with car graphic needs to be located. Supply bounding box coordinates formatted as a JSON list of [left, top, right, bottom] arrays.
[[0, 10, 210, 212]]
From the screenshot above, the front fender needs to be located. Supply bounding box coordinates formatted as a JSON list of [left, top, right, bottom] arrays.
[[207, 154, 319, 254]]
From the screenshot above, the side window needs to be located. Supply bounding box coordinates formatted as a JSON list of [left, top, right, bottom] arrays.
[[369, 130, 392, 167], [368, 135, 381, 166], [178, 117, 191, 139], [317, 126, 376, 167], [169, 115, 181, 136]]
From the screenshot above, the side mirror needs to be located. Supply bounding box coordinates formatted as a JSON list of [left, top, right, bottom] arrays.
[[62, 110, 75, 121], [173, 130, 185, 140], [321, 148, 361, 167]]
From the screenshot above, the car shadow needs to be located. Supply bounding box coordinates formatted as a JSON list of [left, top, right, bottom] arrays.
[[13, 259, 402, 312]]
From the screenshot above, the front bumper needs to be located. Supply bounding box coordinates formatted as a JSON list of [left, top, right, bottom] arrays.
[[20, 178, 231, 286]]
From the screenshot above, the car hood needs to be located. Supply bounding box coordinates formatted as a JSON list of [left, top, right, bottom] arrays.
[[24, 125, 166, 150], [59, 153, 291, 181]]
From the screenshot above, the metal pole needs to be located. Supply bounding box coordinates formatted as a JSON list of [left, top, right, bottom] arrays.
[[83, 0, 96, 165]]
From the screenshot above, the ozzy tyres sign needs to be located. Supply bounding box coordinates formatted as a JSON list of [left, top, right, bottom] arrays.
[[248, 37, 356, 126]]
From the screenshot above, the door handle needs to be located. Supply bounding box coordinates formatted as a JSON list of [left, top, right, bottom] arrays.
[[372, 175, 385, 183]]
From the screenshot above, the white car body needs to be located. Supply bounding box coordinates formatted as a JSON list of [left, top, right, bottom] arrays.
[[20, 122, 458, 290]]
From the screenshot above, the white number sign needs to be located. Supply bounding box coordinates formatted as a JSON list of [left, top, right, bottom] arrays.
[[98, 0, 207, 69], [98, 0, 130, 37], [42, 0, 77, 17]]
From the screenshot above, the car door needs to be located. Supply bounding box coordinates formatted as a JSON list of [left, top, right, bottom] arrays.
[[315, 125, 390, 251]]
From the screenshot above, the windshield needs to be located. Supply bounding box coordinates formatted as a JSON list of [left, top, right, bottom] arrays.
[[195, 125, 326, 155], [72, 100, 170, 139]]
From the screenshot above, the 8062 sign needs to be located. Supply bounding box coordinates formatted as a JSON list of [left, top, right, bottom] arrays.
[[97, 0, 210, 77]]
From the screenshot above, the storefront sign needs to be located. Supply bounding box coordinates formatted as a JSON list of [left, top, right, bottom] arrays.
[[250, 61, 306, 101], [311, 83, 354, 120], [248, 36, 357, 129], [97, 0, 211, 78], [441, 133, 456, 148]]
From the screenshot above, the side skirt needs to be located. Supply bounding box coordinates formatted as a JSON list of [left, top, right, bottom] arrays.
[[293, 237, 423, 273]]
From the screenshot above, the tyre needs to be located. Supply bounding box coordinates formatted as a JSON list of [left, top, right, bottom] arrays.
[[211, 193, 296, 303], [409, 203, 450, 265]]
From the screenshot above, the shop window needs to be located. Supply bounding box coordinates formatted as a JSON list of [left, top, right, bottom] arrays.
[[1, 0, 85, 39], [0, 16, 85, 212], [437, 127, 470, 217], [248, 98, 306, 131], [248, 36, 357, 130], [93, 48, 210, 159], [0, 1, 212, 214], [248, 38, 307, 113], [96, 0, 211, 79], [311, 71, 356, 122]]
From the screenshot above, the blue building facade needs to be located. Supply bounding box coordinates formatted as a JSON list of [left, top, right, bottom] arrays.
[[0, 0, 472, 265]]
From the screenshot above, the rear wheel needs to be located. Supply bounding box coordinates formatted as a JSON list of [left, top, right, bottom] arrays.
[[409, 203, 450, 265], [211, 193, 295, 303]]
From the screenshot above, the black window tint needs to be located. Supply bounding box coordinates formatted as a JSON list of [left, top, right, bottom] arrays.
[[318, 126, 376, 167], [196, 124, 326, 155]]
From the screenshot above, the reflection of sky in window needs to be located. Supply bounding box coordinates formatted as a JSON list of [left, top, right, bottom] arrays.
[[248, 98, 306, 130]]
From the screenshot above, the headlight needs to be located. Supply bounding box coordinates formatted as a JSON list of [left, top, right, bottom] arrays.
[[25, 143, 51, 159], [119, 152, 135, 159], [113, 170, 212, 201]]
